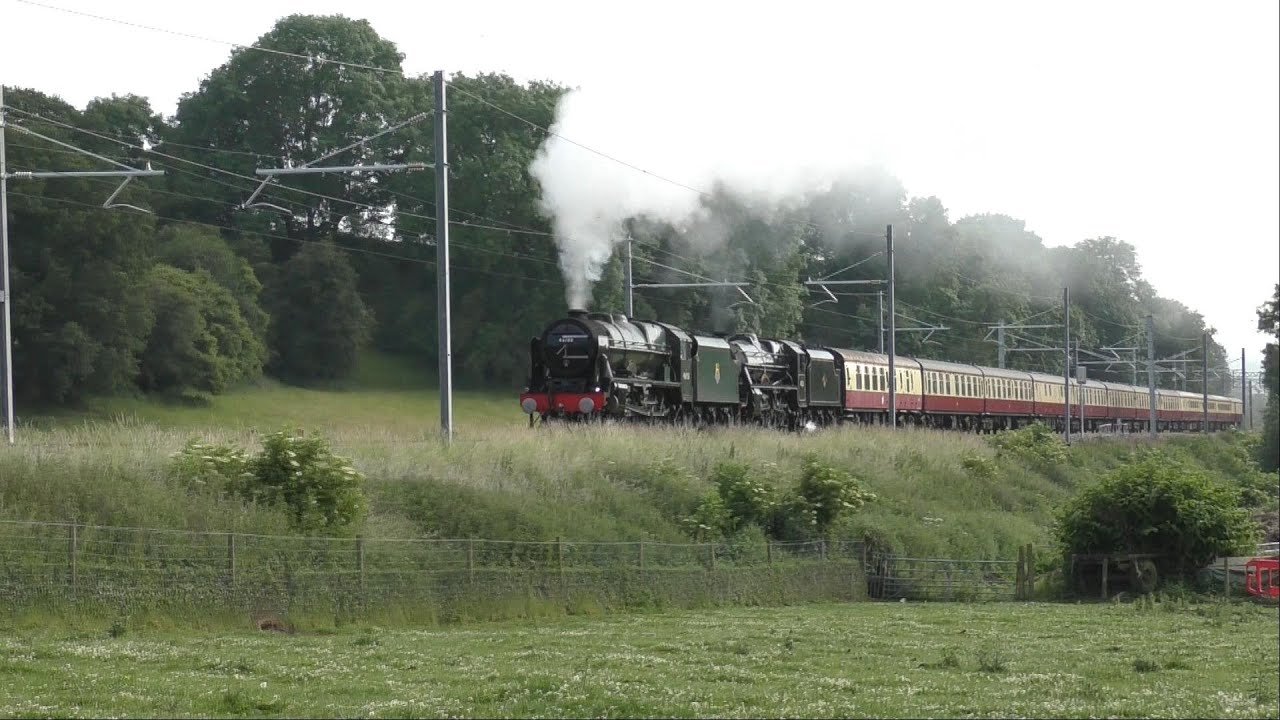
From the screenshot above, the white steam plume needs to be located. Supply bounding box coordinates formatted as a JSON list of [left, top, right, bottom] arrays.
[[527, 71, 922, 310]]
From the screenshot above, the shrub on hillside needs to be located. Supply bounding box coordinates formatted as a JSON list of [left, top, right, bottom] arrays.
[[990, 423, 1068, 466], [1054, 452, 1258, 579], [710, 461, 776, 533], [170, 439, 253, 494], [170, 430, 366, 535], [765, 458, 875, 542], [684, 491, 731, 542], [795, 458, 875, 532], [685, 457, 873, 543]]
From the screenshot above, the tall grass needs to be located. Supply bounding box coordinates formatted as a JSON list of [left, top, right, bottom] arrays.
[[0, 421, 1066, 556], [3, 377, 1269, 561]]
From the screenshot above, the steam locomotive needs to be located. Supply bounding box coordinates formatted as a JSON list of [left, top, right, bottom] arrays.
[[519, 310, 1244, 432]]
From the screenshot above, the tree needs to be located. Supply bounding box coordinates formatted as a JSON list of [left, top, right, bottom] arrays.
[[1055, 453, 1258, 579], [1258, 284, 1279, 471], [138, 265, 265, 396], [164, 14, 409, 251], [268, 242, 372, 381], [4, 88, 159, 403], [155, 224, 270, 344]]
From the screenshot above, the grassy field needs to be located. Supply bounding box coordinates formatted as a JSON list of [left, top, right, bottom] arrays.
[[26, 352, 523, 433], [1, 600, 1276, 718]]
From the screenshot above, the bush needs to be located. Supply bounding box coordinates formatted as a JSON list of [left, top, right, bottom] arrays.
[[684, 491, 731, 541], [169, 439, 252, 495], [990, 423, 1068, 467], [1054, 452, 1258, 579], [791, 458, 875, 536], [246, 430, 367, 534], [710, 461, 775, 532], [170, 430, 367, 535]]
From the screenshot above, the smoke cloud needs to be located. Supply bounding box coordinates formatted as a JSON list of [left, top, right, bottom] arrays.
[[528, 75, 907, 310]]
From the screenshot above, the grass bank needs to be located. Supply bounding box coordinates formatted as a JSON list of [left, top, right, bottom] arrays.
[[2, 420, 1270, 559], [4, 349, 1273, 556]]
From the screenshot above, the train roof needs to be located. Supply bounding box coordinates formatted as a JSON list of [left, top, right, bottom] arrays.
[[807, 348, 837, 362], [825, 348, 919, 367], [915, 357, 984, 374], [981, 366, 1035, 381]]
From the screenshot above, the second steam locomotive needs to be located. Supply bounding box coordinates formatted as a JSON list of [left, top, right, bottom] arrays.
[[519, 310, 1243, 433]]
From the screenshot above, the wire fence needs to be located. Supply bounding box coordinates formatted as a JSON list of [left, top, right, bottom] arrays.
[[0, 520, 871, 621], [866, 552, 1021, 602]]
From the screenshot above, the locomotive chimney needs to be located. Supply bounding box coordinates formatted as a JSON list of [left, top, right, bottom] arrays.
[[567, 308, 588, 319]]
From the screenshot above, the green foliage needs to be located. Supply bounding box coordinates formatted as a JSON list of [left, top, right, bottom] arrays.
[[960, 452, 999, 482], [793, 458, 875, 535], [1257, 284, 1279, 472], [165, 14, 408, 241], [684, 491, 731, 541], [1054, 452, 1259, 577], [268, 243, 372, 382], [243, 430, 368, 534], [710, 461, 775, 532], [155, 224, 270, 344], [139, 265, 266, 397], [168, 439, 252, 495], [990, 423, 1068, 467], [1259, 400, 1280, 474], [169, 430, 366, 535]]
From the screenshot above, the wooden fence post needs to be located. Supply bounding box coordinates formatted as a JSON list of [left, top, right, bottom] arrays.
[[556, 536, 564, 589], [1100, 556, 1109, 600], [356, 535, 365, 598], [227, 533, 237, 585], [1026, 544, 1036, 599], [1223, 556, 1230, 596], [945, 563, 954, 601], [766, 541, 773, 567], [467, 539, 475, 587], [67, 524, 78, 597], [1016, 545, 1026, 600], [709, 543, 716, 570], [820, 539, 827, 562], [638, 540, 645, 572]]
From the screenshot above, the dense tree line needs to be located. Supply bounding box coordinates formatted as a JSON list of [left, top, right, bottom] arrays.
[[1, 14, 1246, 407], [1258, 286, 1279, 470]]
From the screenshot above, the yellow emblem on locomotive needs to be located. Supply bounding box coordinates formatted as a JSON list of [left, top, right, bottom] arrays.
[[714, 363, 721, 384]]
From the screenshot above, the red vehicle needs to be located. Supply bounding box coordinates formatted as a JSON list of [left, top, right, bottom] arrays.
[[1246, 558, 1279, 601]]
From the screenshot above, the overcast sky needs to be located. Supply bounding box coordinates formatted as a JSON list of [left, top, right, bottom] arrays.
[[3, 0, 1277, 368]]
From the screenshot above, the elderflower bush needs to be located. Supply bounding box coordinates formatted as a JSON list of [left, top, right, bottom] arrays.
[[169, 439, 253, 495], [169, 429, 366, 535]]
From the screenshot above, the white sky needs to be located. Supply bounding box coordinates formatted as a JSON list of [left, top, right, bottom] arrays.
[[3, 0, 1277, 368]]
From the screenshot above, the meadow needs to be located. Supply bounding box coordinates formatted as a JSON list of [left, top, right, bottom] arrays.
[[2, 600, 1276, 719]]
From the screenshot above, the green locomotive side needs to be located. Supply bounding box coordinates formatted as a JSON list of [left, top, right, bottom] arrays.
[[691, 335, 740, 405]]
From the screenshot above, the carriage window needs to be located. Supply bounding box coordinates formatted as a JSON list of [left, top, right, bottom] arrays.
[[856, 366, 863, 390]]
